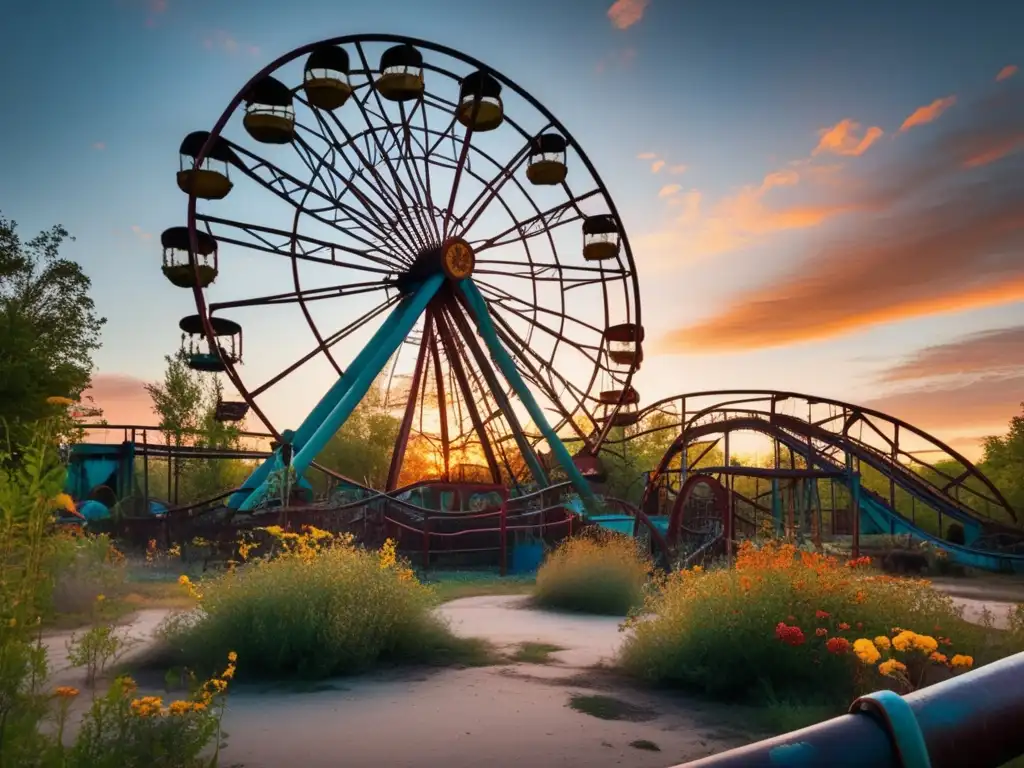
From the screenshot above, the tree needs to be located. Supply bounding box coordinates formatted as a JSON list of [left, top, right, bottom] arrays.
[[0, 213, 105, 446], [143, 351, 247, 505], [981, 403, 1024, 517]]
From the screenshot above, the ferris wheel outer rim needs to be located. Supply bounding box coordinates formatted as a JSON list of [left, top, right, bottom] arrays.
[[185, 32, 642, 453]]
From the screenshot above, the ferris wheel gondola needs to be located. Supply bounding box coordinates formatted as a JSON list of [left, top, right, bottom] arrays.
[[161, 34, 644, 509]]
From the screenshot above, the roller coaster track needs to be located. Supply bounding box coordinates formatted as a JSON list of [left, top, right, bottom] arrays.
[[642, 398, 1024, 573]]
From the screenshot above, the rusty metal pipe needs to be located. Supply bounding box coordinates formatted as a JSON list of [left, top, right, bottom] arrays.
[[672, 652, 1024, 768]]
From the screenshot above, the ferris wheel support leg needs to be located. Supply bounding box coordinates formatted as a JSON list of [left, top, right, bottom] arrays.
[[235, 274, 445, 512], [458, 279, 599, 511], [226, 296, 418, 510]]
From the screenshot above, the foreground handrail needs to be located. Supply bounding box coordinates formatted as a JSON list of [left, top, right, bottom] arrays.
[[673, 651, 1024, 767]]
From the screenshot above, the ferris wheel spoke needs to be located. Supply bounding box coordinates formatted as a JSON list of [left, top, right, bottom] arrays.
[[386, 313, 433, 490], [484, 304, 600, 438], [474, 262, 629, 288], [288, 134, 414, 257], [226, 140, 401, 257], [294, 128, 426, 258], [469, 190, 601, 253], [197, 214, 402, 274], [451, 140, 540, 240], [248, 293, 401, 398], [396, 101, 443, 244], [208, 280, 391, 312], [475, 281, 607, 341]]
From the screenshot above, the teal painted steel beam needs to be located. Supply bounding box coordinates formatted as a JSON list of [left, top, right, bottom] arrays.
[[236, 275, 444, 511], [226, 295, 414, 510], [458, 279, 598, 510]]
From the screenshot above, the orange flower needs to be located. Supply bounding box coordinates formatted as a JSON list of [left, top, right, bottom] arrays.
[[816, 628, 828, 637], [930, 652, 948, 664], [815, 610, 830, 620], [838, 622, 850, 631]]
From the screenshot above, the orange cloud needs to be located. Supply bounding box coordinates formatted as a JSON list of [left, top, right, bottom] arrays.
[[813, 119, 884, 157], [879, 326, 1024, 382], [82, 373, 154, 426], [660, 81, 1024, 350], [637, 152, 657, 160], [658, 184, 682, 198], [669, 164, 688, 175], [997, 65, 1019, 82], [862, 374, 1024, 432], [608, 0, 650, 29], [899, 95, 957, 132], [130, 225, 152, 241]]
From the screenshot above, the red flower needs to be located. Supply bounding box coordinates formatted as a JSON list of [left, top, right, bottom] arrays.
[[816, 627, 828, 637], [838, 622, 850, 631], [826, 637, 851, 655], [815, 610, 830, 620], [856, 622, 863, 629], [775, 622, 806, 647]]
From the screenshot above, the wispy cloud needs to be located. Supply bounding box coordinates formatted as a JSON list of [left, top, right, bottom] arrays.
[[608, 0, 650, 30], [668, 164, 688, 175], [92, 142, 106, 151], [813, 118, 885, 157], [651, 160, 665, 173], [878, 326, 1024, 382], [637, 152, 657, 160], [202, 31, 260, 56], [130, 225, 153, 241], [658, 184, 682, 198], [861, 374, 1024, 431], [899, 95, 957, 132], [595, 47, 637, 74], [82, 372, 154, 425], [659, 80, 1024, 352], [997, 64, 1019, 82]]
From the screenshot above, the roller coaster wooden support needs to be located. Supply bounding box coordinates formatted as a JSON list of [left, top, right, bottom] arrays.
[[671, 651, 1024, 768]]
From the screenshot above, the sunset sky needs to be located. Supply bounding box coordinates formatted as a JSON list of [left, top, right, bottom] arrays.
[[1, 0, 1022, 462]]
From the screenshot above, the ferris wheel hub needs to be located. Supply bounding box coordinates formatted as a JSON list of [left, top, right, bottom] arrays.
[[441, 238, 475, 280], [395, 237, 475, 292]]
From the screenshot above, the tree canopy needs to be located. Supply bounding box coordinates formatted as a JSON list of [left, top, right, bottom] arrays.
[[981, 402, 1024, 516], [0, 213, 105, 446]]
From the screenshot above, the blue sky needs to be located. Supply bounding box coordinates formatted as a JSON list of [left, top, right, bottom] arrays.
[[2, 0, 1022, 459]]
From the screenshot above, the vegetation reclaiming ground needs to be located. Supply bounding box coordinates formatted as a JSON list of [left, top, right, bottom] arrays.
[[534, 530, 651, 616], [619, 540, 1024, 708]]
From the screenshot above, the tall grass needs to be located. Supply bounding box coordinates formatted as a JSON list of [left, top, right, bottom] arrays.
[[534, 529, 651, 616], [161, 530, 490, 679]]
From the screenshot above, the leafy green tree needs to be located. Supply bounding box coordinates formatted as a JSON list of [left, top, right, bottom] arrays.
[[0, 213, 105, 446], [981, 403, 1024, 517], [143, 352, 247, 505]]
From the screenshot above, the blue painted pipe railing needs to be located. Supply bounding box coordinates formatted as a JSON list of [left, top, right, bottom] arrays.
[[671, 651, 1024, 768]]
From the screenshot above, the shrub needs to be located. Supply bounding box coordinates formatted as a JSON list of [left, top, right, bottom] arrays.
[[534, 529, 651, 615], [619, 540, 992, 704], [47, 530, 127, 617], [161, 528, 476, 679]]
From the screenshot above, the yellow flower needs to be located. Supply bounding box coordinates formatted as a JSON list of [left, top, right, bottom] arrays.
[[228, 651, 238, 663], [95, 594, 105, 602], [54, 686, 80, 698], [178, 574, 190, 585], [221, 664, 235, 680], [911, 634, 938, 654], [53, 493, 77, 515], [46, 396, 75, 407], [878, 659, 908, 677], [873, 635, 891, 650], [853, 638, 881, 665], [950, 654, 973, 670], [892, 630, 917, 652], [168, 700, 192, 715]]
